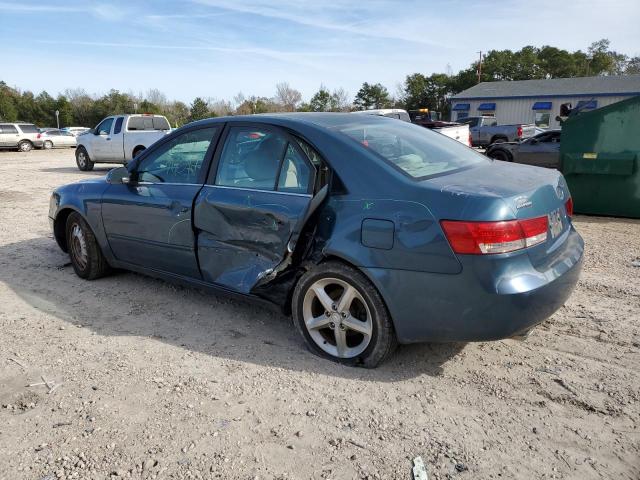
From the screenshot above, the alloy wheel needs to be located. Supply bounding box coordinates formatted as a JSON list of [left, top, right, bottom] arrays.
[[302, 278, 373, 358]]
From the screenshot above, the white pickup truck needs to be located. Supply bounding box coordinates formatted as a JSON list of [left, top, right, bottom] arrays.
[[75, 114, 171, 171]]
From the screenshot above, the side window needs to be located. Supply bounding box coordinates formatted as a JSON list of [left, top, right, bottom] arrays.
[[96, 118, 113, 135], [136, 127, 217, 184], [277, 143, 314, 194], [113, 117, 124, 135], [215, 127, 287, 191]]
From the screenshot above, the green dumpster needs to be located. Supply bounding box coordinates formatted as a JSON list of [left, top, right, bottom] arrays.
[[561, 95, 640, 218]]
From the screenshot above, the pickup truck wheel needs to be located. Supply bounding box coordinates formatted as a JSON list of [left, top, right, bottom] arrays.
[[133, 146, 145, 158], [292, 261, 397, 368], [65, 212, 110, 280], [43, 140, 53, 149], [489, 149, 512, 162], [18, 140, 33, 152], [490, 136, 508, 144], [76, 147, 94, 171]]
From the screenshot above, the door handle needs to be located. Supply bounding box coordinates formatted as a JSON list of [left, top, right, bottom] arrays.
[[106, 138, 111, 141]]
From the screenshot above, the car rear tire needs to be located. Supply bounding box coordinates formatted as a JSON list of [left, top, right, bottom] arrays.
[[65, 212, 110, 280], [43, 140, 53, 149], [76, 147, 94, 171], [489, 149, 512, 162], [490, 136, 508, 145], [292, 261, 397, 368], [18, 140, 33, 152]]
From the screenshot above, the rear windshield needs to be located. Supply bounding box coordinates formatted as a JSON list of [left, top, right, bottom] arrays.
[[338, 120, 487, 179], [18, 124, 39, 133], [127, 116, 170, 131]]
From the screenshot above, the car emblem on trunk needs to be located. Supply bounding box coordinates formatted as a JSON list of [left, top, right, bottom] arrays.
[[515, 196, 532, 209]]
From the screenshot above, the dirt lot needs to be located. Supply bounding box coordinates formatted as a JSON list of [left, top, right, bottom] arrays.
[[0, 148, 638, 480]]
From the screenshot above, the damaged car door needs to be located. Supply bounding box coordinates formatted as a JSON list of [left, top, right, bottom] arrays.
[[193, 124, 319, 293]]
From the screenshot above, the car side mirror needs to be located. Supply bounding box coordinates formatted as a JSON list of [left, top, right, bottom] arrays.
[[530, 139, 538, 145], [107, 166, 130, 185]]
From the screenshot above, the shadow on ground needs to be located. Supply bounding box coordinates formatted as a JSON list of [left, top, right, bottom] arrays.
[[0, 236, 465, 382]]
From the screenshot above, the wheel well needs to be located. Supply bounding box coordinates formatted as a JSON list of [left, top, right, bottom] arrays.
[[53, 208, 75, 252], [133, 146, 145, 157], [490, 135, 507, 144]]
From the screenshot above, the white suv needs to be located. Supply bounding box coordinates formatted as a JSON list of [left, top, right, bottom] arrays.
[[0, 123, 44, 151]]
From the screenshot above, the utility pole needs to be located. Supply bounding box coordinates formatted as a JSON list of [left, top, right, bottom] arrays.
[[477, 51, 483, 83], [55, 110, 60, 129]]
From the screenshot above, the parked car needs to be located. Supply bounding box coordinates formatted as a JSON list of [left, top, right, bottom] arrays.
[[50, 113, 583, 367], [75, 114, 171, 171], [40, 129, 78, 149], [458, 116, 537, 147], [61, 127, 91, 137], [0, 122, 44, 151], [486, 130, 561, 169]]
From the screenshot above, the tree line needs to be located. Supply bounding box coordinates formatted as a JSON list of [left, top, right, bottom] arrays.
[[1, 39, 637, 128]]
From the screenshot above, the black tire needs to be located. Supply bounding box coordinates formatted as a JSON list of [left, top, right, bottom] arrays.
[[43, 140, 53, 150], [489, 149, 512, 162], [292, 261, 397, 368], [490, 136, 507, 145], [76, 147, 94, 171], [133, 146, 145, 158], [65, 212, 110, 280], [18, 140, 33, 152]]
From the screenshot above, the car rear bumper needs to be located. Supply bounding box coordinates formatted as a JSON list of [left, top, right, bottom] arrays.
[[364, 227, 584, 344]]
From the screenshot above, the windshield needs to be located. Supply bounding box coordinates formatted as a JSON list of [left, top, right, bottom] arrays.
[[338, 120, 488, 179]]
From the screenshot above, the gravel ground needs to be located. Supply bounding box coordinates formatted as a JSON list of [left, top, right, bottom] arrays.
[[0, 148, 638, 480]]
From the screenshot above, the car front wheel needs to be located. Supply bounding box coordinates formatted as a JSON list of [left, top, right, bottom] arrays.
[[43, 140, 53, 149], [65, 212, 110, 280], [292, 261, 397, 368], [75, 147, 94, 171]]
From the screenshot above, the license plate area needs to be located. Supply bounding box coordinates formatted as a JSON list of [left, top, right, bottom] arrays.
[[548, 208, 563, 238]]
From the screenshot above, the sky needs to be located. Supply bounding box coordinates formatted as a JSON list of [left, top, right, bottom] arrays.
[[2, 0, 639, 104]]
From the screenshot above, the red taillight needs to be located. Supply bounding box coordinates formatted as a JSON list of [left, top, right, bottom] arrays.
[[468, 132, 472, 147], [37, 133, 41, 139], [516, 125, 523, 138], [565, 197, 573, 217], [441, 216, 548, 255]]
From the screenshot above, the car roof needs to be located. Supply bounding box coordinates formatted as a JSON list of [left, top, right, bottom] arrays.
[[187, 112, 399, 131]]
